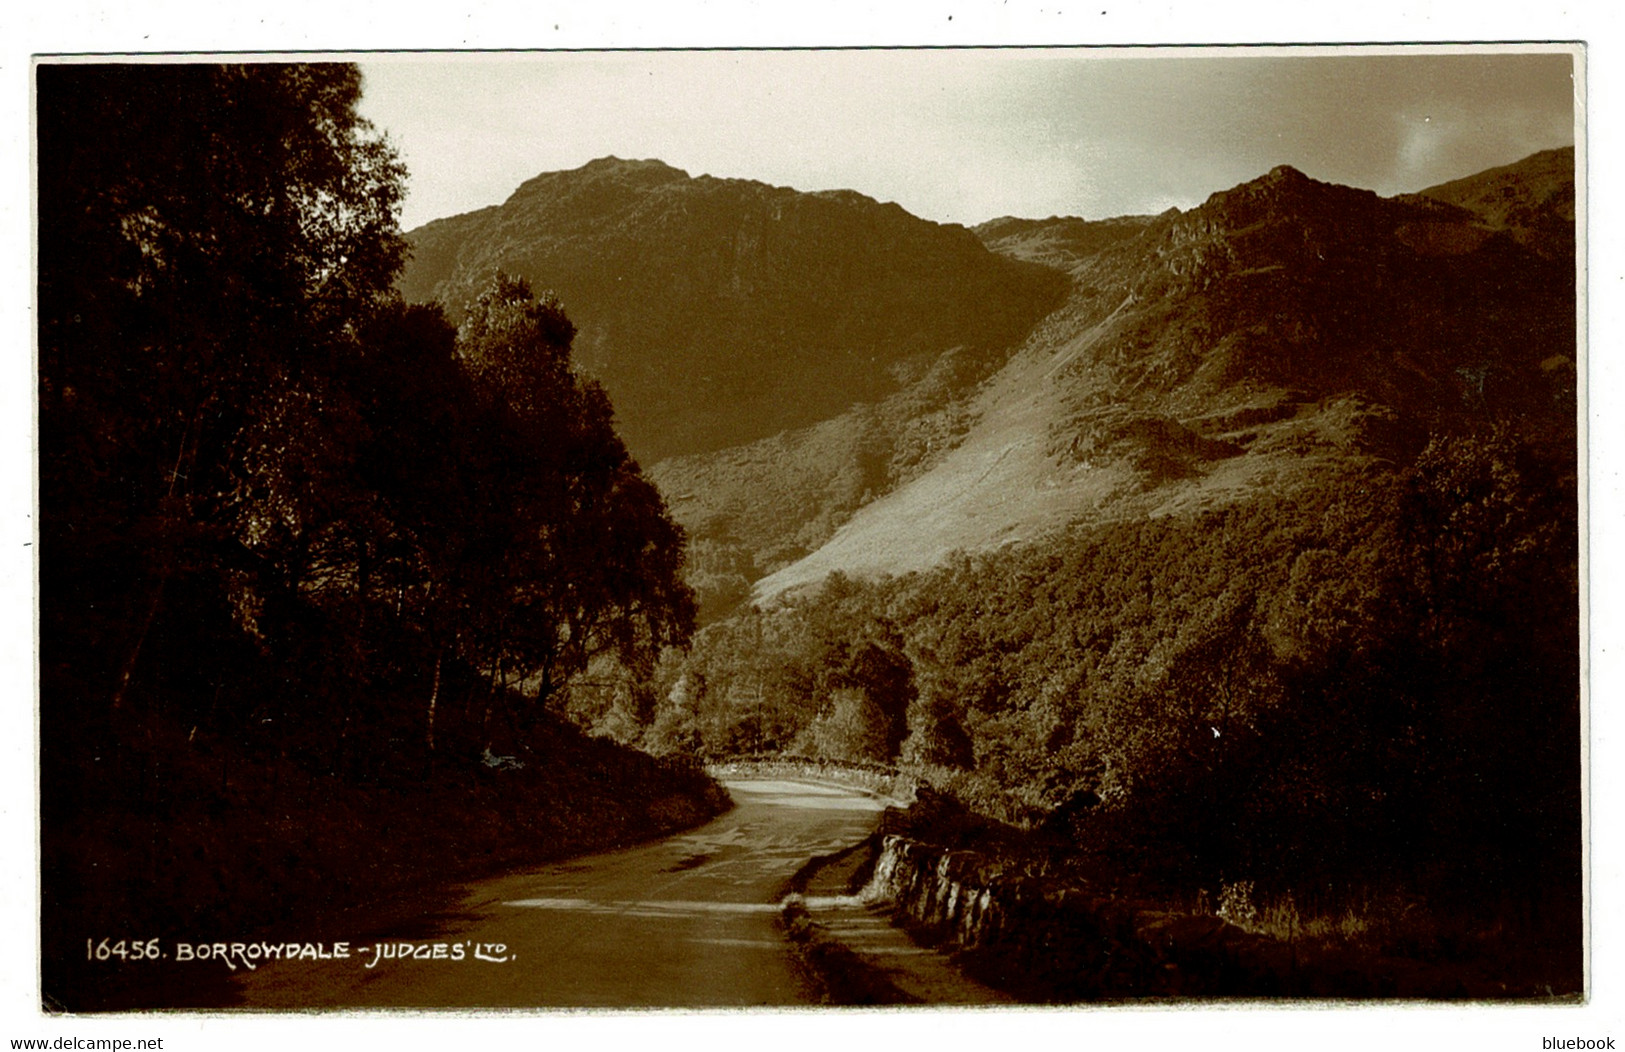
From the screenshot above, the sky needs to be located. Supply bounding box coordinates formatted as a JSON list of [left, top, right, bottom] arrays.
[[357, 47, 1578, 232]]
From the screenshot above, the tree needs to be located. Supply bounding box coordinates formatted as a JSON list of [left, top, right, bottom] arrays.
[[1389, 428, 1580, 891], [38, 63, 407, 735], [902, 690, 975, 769], [38, 66, 716, 1002], [803, 688, 894, 764], [449, 273, 697, 742]]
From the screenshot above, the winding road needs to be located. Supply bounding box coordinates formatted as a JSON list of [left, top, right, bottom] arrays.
[[225, 779, 887, 1008]]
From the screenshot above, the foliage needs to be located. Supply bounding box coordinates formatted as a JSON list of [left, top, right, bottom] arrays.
[[632, 572, 913, 764], [447, 272, 695, 724], [41, 60, 695, 755], [38, 63, 705, 994], [39, 63, 408, 718], [642, 433, 1577, 909]]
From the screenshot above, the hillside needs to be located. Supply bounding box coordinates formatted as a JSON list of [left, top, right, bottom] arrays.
[[1415, 145, 1575, 258], [972, 213, 1156, 270], [399, 157, 1067, 464], [399, 152, 1574, 619], [756, 159, 1575, 599], [643, 210, 1175, 617], [647, 335, 1025, 617]]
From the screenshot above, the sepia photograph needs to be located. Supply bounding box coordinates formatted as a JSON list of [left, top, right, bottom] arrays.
[[25, 30, 1599, 1033]]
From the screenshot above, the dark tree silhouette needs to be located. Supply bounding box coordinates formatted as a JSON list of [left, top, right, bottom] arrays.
[[40, 67, 696, 763], [39, 63, 407, 728], [448, 273, 696, 740], [38, 68, 710, 1004]]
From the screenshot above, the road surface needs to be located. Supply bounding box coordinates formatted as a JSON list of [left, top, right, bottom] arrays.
[[224, 778, 886, 1008]]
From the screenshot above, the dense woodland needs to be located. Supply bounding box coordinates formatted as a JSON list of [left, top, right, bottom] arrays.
[[605, 436, 1577, 908], [38, 63, 710, 1006]]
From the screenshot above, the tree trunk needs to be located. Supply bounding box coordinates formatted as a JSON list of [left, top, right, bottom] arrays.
[[111, 401, 206, 712], [425, 650, 442, 752], [109, 581, 166, 713]]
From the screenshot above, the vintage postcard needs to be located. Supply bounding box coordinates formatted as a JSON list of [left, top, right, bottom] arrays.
[[24, 34, 1599, 1047]]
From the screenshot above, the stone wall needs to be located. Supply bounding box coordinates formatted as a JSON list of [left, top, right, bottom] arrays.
[[861, 834, 1493, 1000]]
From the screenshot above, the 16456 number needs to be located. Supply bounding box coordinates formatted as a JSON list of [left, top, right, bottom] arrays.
[[86, 938, 162, 961]]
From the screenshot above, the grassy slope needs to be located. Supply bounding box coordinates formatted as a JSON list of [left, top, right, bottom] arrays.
[[750, 292, 1371, 603], [755, 161, 1573, 601]]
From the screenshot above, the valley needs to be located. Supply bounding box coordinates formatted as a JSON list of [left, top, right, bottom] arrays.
[[37, 57, 1584, 1012], [396, 147, 1580, 998], [400, 148, 1574, 619]]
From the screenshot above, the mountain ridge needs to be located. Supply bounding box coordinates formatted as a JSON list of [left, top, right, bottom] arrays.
[[751, 153, 1574, 601], [398, 156, 1068, 465], [397, 150, 1575, 618]]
